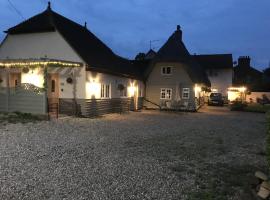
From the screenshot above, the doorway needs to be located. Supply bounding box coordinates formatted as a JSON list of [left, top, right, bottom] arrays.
[[47, 73, 59, 104]]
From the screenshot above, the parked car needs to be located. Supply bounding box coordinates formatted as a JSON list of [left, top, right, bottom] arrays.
[[208, 93, 224, 106]]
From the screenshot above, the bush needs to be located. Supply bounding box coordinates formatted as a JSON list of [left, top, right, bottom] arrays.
[[267, 112, 270, 170], [230, 101, 247, 111]]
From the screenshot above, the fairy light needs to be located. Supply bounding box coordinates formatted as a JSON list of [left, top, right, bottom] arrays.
[[0, 60, 82, 68]]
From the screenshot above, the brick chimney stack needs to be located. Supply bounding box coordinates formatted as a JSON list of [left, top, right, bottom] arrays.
[[238, 56, 251, 68]]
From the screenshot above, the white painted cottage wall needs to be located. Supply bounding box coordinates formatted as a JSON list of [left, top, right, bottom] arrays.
[[208, 69, 233, 96], [0, 31, 86, 99]]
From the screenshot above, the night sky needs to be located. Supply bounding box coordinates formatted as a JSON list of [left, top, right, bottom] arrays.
[[0, 0, 269, 70]]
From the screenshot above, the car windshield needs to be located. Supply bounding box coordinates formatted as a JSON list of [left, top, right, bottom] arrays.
[[210, 93, 222, 98]]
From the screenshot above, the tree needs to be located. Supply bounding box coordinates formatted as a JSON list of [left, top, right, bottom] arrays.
[[135, 53, 146, 61]]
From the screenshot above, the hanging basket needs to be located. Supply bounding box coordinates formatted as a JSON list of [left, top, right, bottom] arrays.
[[22, 67, 29, 73], [117, 84, 125, 91], [66, 77, 73, 84]]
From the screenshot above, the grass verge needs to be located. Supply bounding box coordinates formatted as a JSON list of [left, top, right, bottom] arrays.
[[244, 104, 270, 113], [0, 111, 46, 124], [267, 112, 270, 170]]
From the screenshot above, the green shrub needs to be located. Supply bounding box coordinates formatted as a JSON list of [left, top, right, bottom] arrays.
[[230, 101, 247, 111], [267, 112, 270, 170]]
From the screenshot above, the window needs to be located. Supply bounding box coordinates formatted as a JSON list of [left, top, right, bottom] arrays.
[[161, 66, 172, 75], [182, 88, 190, 99], [120, 86, 127, 98], [160, 88, 172, 100], [51, 80, 55, 92], [101, 84, 111, 99]]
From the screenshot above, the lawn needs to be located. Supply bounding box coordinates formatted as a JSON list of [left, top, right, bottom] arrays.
[[244, 104, 270, 113]]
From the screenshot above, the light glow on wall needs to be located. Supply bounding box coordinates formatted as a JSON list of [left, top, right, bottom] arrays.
[[86, 80, 101, 99], [194, 84, 202, 98], [128, 83, 137, 97], [21, 68, 44, 88], [228, 87, 247, 102]]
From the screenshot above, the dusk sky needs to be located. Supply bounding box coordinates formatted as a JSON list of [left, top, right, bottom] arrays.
[[0, 0, 269, 70]]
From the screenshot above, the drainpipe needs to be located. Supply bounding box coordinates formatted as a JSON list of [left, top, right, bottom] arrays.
[[43, 65, 48, 115], [6, 68, 10, 112]]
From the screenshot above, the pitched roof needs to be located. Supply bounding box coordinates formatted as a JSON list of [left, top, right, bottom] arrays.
[[144, 26, 210, 86], [145, 49, 156, 59], [155, 26, 190, 62], [5, 4, 142, 79], [192, 54, 233, 69]]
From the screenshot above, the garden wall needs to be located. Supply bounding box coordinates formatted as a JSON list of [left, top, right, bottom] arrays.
[[246, 92, 270, 103]]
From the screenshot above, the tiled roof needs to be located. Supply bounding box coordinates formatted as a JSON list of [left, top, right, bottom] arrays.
[[5, 5, 142, 79]]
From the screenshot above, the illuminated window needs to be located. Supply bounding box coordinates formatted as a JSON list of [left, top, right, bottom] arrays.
[[161, 66, 172, 75], [160, 88, 172, 100], [101, 84, 111, 99], [51, 80, 55, 92], [182, 88, 190, 99]]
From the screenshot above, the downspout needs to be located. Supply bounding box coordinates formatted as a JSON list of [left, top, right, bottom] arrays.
[[6, 68, 10, 112]]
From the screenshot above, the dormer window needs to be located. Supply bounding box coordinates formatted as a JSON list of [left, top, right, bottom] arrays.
[[161, 66, 172, 75]]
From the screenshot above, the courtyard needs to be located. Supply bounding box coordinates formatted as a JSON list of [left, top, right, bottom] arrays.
[[0, 106, 267, 199]]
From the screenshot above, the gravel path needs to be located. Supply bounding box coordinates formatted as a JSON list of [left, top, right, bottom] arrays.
[[0, 106, 267, 199]]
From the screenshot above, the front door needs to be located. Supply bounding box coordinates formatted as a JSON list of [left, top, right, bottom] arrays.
[[47, 74, 59, 104], [9, 73, 21, 87]]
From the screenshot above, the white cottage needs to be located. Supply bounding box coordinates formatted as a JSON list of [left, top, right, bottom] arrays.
[[0, 3, 144, 117]]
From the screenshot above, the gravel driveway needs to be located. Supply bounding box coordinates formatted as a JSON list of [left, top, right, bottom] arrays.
[[0, 106, 267, 199]]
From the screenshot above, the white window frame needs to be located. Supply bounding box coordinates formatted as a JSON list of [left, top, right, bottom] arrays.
[[182, 88, 190, 99], [160, 88, 172, 100], [101, 84, 111, 99], [120, 85, 127, 98], [161, 66, 173, 75]]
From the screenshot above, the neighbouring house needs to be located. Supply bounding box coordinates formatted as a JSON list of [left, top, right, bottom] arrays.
[[193, 54, 233, 97], [142, 25, 211, 110], [233, 56, 263, 91], [0, 3, 144, 117]]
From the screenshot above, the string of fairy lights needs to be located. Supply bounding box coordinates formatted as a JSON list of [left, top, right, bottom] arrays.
[[0, 60, 82, 68]]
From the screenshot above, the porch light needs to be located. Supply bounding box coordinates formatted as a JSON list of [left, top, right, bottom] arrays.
[[21, 68, 44, 88], [86, 80, 101, 99], [128, 83, 137, 97], [228, 87, 247, 102], [194, 85, 202, 93]]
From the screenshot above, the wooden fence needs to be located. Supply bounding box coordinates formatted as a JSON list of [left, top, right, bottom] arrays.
[[0, 85, 46, 114], [59, 97, 144, 118]]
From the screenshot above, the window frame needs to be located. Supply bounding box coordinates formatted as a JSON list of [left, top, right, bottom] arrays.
[[161, 66, 173, 76], [160, 88, 172, 100], [182, 88, 190, 99], [101, 83, 111, 99], [120, 85, 128, 98]]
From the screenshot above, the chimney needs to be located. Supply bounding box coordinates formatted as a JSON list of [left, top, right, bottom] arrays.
[[84, 22, 87, 29], [238, 56, 251, 68], [47, 1, 51, 10], [175, 25, 182, 41]]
